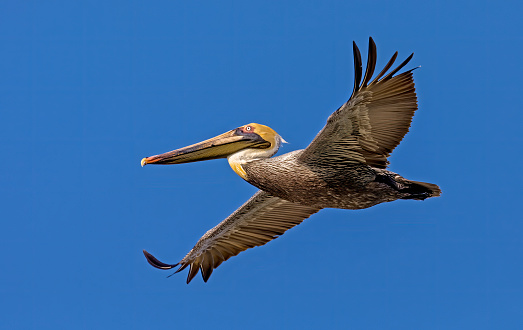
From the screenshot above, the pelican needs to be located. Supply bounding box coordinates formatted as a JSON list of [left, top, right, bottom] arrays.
[[141, 37, 441, 283]]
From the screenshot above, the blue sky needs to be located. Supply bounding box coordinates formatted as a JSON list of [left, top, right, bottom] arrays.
[[1, 1, 522, 329]]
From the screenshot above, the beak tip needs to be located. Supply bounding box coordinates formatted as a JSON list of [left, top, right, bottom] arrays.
[[141, 158, 148, 167]]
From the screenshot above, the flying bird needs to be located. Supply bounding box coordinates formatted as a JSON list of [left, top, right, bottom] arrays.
[[141, 37, 441, 283]]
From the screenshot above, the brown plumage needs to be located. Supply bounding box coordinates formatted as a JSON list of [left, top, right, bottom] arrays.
[[141, 37, 441, 283]]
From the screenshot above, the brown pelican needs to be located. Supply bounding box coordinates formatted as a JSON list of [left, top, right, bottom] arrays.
[[141, 37, 441, 283]]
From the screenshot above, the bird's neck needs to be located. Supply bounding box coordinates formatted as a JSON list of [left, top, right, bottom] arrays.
[[227, 148, 277, 180]]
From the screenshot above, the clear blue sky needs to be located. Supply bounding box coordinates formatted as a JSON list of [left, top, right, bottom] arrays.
[[1, 1, 522, 329]]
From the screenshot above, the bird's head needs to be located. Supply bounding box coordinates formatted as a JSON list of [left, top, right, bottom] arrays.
[[141, 123, 285, 179]]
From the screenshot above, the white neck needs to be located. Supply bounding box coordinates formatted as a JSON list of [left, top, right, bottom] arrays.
[[227, 134, 285, 180], [227, 147, 276, 165], [227, 148, 277, 180]]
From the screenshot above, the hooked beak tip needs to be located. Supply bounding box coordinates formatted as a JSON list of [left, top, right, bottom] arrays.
[[141, 158, 148, 167]]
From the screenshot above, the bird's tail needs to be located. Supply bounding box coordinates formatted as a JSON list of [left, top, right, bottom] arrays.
[[400, 180, 441, 200]]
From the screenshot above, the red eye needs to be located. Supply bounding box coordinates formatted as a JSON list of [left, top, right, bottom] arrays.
[[245, 126, 252, 131]]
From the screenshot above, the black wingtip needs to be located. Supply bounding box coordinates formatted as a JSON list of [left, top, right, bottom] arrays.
[[382, 52, 414, 81], [143, 249, 178, 270], [174, 263, 189, 274], [361, 37, 377, 88], [201, 265, 213, 283], [350, 40, 363, 99], [167, 264, 187, 278], [186, 263, 199, 284]]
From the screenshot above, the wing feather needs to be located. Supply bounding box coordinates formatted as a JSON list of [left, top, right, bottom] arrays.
[[350, 41, 363, 99], [361, 37, 377, 88], [143, 190, 321, 283], [299, 37, 418, 169]]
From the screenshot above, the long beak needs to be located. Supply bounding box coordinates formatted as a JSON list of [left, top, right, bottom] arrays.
[[141, 129, 270, 166]]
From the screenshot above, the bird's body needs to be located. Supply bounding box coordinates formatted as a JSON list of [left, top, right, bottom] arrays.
[[141, 37, 441, 283], [242, 150, 437, 209]]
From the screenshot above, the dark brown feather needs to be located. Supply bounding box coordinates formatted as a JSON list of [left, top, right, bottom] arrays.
[[146, 191, 320, 283], [299, 38, 417, 169], [350, 41, 363, 99], [361, 37, 377, 88], [186, 261, 200, 284], [369, 52, 397, 86], [143, 250, 177, 269]]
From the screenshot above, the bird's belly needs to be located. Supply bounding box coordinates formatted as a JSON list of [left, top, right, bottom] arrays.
[[247, 169, 399, 209], [283, 182, 399, 210]]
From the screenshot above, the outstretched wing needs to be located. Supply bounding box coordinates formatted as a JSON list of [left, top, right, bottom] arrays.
[[299, 37, 418, 169], [143, 190, 321, 284]]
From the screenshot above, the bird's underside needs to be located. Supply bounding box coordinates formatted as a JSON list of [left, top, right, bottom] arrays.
[[141, 37, 441, 284], [242, 150, 439, 210]]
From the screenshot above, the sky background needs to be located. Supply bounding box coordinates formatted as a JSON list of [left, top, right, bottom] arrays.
[[1, 1, 522, 329]]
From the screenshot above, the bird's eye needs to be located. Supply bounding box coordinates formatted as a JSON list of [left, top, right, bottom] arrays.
[[245, 126, 252, 131]]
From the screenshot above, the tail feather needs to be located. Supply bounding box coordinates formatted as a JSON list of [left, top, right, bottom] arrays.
[[400, 180, 441, 200]]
